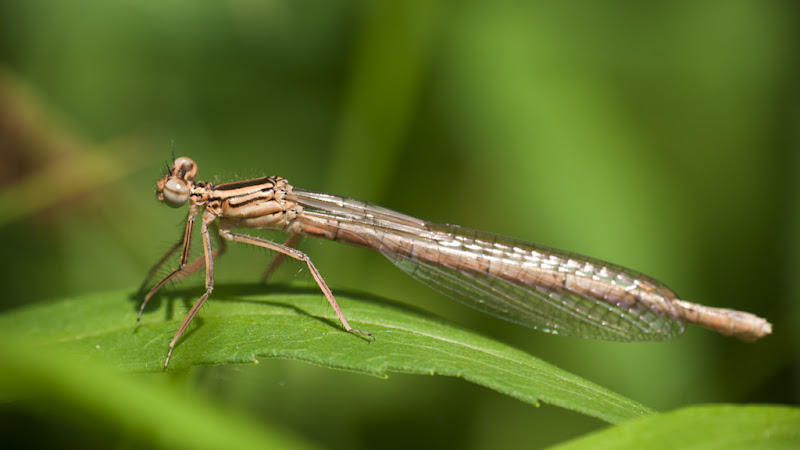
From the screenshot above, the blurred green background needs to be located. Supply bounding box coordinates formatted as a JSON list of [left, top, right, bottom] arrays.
[[0, 0, 797, 448]]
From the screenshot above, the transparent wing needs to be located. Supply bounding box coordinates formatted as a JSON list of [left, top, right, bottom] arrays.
[[288, 188, 685, 341], [372, 224, 684, 341]]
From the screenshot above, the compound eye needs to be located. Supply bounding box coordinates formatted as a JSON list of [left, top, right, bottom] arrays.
[[173, 157, 197, 181], [163, 179, 191, 207]]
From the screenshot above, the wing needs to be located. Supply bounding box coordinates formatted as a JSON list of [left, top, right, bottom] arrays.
[[288, 188, 685, 341], [373, 223, 684, 341]]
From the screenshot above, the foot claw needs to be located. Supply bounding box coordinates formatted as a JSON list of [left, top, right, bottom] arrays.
[[349, 328, 375, 341]]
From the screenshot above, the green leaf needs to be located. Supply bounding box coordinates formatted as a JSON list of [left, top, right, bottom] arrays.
[[0, 331, 317, 450], [0, 285, 653, 423], [551, 405, 800, 450]]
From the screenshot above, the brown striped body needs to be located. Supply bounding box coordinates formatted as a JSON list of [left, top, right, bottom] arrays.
[[142, 156, 771, 369]]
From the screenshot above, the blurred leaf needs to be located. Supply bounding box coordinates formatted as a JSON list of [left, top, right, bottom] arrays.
[[0, 142, 149, 226], [0, 285, 653, 423], [0, 330, 316, 450], [552, 405, 800, 450], [327, 0, 443, 199], [0, 68, 152, 227]]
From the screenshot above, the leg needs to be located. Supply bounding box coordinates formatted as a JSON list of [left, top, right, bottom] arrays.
[[222, 229, 372, 339], [260, 233, 302, 283], [169, 222, 227, 285], [139, 210, 230, 293], [163, 210, 217, 369], [138, 205, 200, 321], [138, 240, 181, 294]]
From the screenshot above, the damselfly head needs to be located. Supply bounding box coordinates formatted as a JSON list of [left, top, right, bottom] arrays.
[[156, 156, 198, 208]]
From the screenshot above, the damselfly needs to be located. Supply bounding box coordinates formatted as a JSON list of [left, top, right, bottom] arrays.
[[140, 156, 772, 368]]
